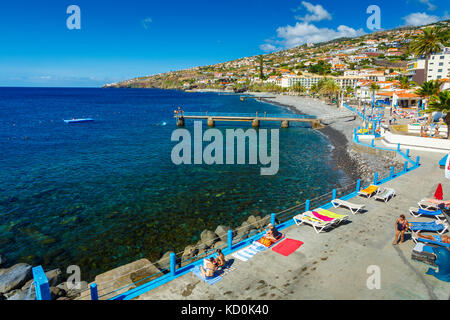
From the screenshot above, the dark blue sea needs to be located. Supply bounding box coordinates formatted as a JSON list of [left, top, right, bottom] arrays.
[[0, 87, 348, 280]]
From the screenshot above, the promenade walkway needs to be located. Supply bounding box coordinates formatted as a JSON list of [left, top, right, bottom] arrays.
[[136, 149, 449, 300]]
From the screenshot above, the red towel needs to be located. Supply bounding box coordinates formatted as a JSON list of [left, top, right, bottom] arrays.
[[271, 238, 304, 256], [434, 183, 443, 201]]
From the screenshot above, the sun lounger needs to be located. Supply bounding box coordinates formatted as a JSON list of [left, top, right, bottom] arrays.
[[409, 207, 445, 220], [418, 199, 450, 210], [412, 231, 450, 248], [409, 220, 449, 235], [374, 188, 396, 203], [314, 208, 349, 223], [331, 199, 365, 214], [358, 185, 379, 198], [293, 211, 339, 234]]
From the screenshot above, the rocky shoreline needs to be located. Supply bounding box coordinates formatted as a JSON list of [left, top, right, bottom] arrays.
[[257, 93, 405, 184], [0, 254, 86, 300]]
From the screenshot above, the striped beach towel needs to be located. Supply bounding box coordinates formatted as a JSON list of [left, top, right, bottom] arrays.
[[192, 265, 235, 285], [232, 241, 267, 262]]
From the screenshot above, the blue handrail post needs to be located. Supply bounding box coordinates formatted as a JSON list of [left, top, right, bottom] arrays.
[[404, 161, 408, 172], [170, 252, 176, 277], [355, 135, 359, 143], [406, 149, 410, 158], [227, 230, 233, 250], [416, 156, 420, 166], [390, 166, 394, 178], [374, 172, 378, 185], [332, 189, 336, 200], [397, 143, 400, 152], [32, 266, 51, 300], [305, 199, 310, 212], [356, 179, 361, 192], [90, 283, 98, 300], [371, 139, 375, 147], [270, 213, 276, 226]]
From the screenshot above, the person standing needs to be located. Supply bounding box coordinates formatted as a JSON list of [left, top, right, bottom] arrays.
[[393, 215, 409, 245]]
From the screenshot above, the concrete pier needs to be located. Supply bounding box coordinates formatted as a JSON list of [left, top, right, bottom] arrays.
[[175, 113, 323, 129]]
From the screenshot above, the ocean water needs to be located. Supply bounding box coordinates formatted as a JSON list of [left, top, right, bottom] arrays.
[[0, 88, 348, 280]]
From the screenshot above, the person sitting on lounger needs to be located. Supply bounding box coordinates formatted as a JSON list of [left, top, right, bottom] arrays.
[[200, 257, 217, 279], [214, 249, 226, 268], [264, 223, 282, 242], [393, 214, 409, 245], [417, 232, 450, 244]]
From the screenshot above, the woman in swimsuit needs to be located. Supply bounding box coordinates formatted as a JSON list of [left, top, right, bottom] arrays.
[[393, 214, 409, 245], [200, 257, 217, 279], [265, 223, 282, 242]]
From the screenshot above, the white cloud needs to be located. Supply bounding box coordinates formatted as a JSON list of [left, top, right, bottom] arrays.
[[419, 0, 436, 11], [294, 1, 332, 22], [402, 12, 439, 26], [142, 17, 152, 29], [260, 43, 277, 52], [275, 22, 365, 49]]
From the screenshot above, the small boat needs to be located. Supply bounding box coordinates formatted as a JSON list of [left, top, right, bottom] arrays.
[[64, 118, 94, 124]]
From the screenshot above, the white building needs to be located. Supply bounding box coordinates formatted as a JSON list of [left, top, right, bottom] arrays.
[[427, 49, 450, 81]]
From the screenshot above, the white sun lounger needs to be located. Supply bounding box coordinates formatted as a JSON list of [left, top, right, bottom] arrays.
[[409, 207, 446, 221], [293, 211, 338, 234], [357, 185, 380, 198], [374, 188, 396, 203], [331, 199, 365, 214]]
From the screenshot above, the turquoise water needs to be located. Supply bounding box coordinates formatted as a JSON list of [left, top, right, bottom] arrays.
[[0, 88, 347, 280]]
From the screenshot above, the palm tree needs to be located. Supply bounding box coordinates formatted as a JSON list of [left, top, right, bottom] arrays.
[[398, 77, 413, 89], [345, 86, 354, 97], [415, 80, 441, 114], [415, 80, 440, 98], [292, 83, 306, 94], [409, 27, 447, 82], [320, 79, 340, 105], [422, 90, 450, 139]]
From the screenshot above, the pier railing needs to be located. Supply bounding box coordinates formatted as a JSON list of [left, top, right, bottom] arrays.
[[182, 111, 317, 119]]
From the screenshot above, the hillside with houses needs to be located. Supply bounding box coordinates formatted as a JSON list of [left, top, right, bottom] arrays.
[[104, 21, 449, 108]]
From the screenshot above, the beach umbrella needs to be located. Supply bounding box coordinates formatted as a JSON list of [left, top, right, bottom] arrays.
[[434, 183, 443, 200]]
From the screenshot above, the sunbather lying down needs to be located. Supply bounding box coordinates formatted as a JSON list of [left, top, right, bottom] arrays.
[[418, 232, 450, 244], [426, 199, 450, 206]]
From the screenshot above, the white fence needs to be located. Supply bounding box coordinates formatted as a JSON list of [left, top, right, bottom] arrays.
[[382, 131, 450, 153]]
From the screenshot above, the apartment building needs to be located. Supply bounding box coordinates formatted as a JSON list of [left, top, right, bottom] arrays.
[[427, 49, 450, 81]]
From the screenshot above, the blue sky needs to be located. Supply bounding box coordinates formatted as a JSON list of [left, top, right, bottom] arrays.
[[0, 0, 448, 87]]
